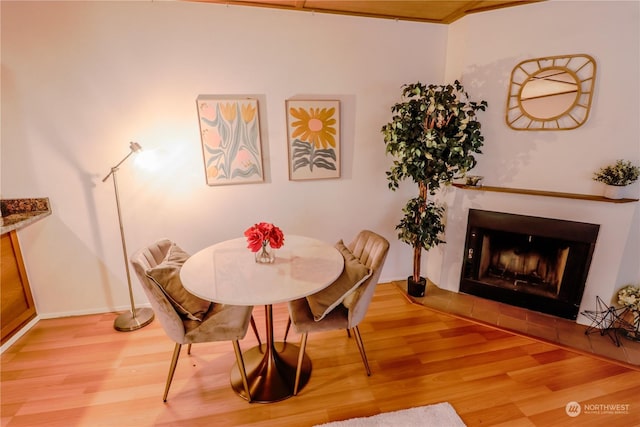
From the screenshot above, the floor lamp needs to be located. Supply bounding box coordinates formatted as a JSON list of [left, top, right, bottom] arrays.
[[102, 141, 155, 332]]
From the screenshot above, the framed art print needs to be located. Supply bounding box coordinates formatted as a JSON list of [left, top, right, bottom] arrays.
[[286, 99, 340, 180], [196, 96, 264, 185]]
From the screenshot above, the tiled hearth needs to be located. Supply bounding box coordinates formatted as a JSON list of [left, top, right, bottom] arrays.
[[392, 280, 640, 368]]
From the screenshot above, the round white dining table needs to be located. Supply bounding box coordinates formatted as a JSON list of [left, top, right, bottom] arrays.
[[180, 235, 344, 402]]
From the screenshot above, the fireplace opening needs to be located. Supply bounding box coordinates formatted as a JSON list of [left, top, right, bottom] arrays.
[[460, 209, 599, 320]]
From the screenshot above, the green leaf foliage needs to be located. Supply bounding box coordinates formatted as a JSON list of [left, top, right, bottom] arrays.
[[592, 159, 640, 186], [382, 80, 487, 194], [397, 197, 446, 251]]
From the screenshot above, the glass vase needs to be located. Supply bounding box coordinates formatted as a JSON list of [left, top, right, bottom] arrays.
[[255, 242, 275, 264]]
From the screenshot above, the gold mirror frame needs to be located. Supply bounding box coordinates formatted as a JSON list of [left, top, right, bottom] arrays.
[[506, 54, 596, 130]]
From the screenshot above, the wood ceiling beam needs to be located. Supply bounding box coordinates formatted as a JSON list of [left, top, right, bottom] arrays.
[[183, 1, 543, 24]]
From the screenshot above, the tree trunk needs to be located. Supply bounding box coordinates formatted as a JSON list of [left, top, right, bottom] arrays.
[[412, 181, 429, 282], [412, 246, 421, 283]]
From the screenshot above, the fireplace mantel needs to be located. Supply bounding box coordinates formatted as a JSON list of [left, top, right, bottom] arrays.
[[452, 183, 639, 203]]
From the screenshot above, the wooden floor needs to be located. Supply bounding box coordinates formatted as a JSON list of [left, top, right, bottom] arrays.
[[2, 283, 639, 427]]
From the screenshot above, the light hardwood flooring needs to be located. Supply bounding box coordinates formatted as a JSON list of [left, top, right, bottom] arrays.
[[2, 283, 639, 427]]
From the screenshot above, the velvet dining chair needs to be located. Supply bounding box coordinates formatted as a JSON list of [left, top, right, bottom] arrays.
[[283, 230, 390, 395], [130, 238, 261, 402]]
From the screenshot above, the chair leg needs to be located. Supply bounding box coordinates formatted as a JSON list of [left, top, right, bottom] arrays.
[[283, 316, 292, 343], [232, 340, 252, 403], [187, 343, 192, 355], [250, 316, 262, 347], [163, 343, 182, 402], [352, 326, 371, 376], [293, 333, 308, 396]]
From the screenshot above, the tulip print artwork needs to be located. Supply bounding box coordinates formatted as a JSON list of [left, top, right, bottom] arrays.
[[197, 96, 264, 185], [286, 99, 340, 180]]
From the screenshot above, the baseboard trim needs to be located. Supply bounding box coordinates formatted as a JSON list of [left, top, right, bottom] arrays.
[[0, 315, 40, 354]]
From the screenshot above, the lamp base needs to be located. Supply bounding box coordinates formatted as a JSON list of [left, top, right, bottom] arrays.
[[114, 307, 154, 332]]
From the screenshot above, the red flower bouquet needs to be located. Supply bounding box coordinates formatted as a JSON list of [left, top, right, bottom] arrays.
[[244, 222, 285, 252]]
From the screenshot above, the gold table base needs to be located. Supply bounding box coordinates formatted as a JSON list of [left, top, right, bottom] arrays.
[[230, 341, 311, 403], [230, 305, 311, 403]]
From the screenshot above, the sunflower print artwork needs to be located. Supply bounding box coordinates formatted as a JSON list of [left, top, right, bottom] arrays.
[[287, 100, 340, 179]]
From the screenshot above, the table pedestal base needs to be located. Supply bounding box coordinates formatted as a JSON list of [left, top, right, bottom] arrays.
[[230, 342, 311, 403]]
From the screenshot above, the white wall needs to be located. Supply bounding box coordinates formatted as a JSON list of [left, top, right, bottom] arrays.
[[428, 0, 640, 324], [1, 1, 447, 316], [2, 1, 638, 325]]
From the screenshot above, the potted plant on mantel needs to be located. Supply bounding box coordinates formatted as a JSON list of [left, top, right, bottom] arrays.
[[592, 159, 640, 199], [382, 81, 487, 297]]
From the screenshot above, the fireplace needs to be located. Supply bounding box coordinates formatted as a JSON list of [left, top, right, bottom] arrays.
[[460, 209, 599, 320]]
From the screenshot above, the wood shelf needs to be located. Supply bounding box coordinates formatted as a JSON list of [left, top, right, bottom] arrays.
[[451, 183, 639, 203]]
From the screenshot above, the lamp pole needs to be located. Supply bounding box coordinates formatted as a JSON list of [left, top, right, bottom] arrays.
[[103, 142, 154, 332]]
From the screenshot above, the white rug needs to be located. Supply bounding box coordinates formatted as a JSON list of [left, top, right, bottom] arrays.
[[315, 402, 466, 427]]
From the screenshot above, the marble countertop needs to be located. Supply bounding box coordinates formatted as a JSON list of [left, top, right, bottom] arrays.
[[1, 198, 51, 234]]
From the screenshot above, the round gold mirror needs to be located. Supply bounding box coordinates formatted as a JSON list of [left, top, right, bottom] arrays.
[[506, 54, 596, 130]]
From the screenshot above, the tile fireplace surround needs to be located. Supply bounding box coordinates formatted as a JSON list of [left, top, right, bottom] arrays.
[[394, 281, 640, 368]]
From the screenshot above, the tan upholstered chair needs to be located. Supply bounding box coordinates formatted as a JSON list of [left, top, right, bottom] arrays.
[[284, 230, 390, 395], [130, 238, 259, 402]]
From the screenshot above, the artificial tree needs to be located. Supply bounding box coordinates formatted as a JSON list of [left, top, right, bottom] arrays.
[[382, 80, 487, 296]]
